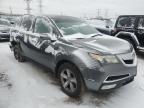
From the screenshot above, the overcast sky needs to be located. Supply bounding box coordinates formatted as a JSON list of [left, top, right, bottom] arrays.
[[0, 0, 144, 18]]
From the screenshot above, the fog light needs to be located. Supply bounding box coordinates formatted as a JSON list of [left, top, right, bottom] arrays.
[[101, 84, 117, 90]]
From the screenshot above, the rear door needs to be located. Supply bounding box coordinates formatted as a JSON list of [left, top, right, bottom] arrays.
[[135, 17, 144, 46], [18, 15, 34, 58]]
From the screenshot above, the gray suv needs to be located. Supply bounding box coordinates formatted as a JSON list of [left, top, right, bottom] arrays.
[[10, 15, 137, 97]]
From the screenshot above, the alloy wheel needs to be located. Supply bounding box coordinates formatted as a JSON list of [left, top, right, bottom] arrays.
[[60, 69, 77, 93]]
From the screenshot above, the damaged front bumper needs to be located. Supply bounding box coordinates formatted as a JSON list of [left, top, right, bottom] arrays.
[[82, 51, 137, 92], [100, 75, 134, 91], [84, 64, 137, 91]]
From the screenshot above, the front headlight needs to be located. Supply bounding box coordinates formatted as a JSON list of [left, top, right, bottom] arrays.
[[89, 53, 119, 64]]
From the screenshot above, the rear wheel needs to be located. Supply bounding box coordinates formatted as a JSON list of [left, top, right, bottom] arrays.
[[58, 63, 84, 97], [13, 45, 25, 62]]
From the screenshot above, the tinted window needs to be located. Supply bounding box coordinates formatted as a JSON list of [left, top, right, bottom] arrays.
[[34, 18, 51, 34], [138, 18, 144, 29], [52, 16, 99, 36], [117, 17, 136, 28], [21, 16, 33, 31]]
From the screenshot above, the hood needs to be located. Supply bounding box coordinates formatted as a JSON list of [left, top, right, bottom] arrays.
[[63, 34, 132, 54]]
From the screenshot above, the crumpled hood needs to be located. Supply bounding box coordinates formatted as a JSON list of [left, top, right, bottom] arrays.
[[64, 34, 132, 54]]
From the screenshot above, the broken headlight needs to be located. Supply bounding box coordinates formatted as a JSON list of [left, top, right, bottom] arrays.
[[89, 53, 119, 64]]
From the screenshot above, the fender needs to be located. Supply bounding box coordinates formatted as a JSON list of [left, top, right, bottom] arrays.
[[55, 52, 88, 73], [115, 31, 140, 47], [54, 48, 101, 78]]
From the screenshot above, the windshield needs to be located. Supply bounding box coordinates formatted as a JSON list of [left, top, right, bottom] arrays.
[[52, 16, 99, 37], [117, 16, 136, 28], [0, 19, 10, 26]]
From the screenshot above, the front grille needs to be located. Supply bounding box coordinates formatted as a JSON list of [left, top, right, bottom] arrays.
[[106, 74, 130, 81], [123, 59, 133, 64]]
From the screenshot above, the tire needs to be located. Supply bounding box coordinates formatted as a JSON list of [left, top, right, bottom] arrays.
[[13, 45, 25, 62], [58, 63, 83, 98]]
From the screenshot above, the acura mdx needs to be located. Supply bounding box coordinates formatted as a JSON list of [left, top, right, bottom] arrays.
[[10, 15, 137, 97]]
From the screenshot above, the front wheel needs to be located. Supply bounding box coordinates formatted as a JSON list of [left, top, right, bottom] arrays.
[[58, 63, 84, 97]]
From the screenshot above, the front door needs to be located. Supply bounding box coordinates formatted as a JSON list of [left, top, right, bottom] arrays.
[[28, 17, 56, 70]]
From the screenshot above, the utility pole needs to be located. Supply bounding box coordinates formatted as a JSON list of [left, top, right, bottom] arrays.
[[97, 9, 101, 18], [105, 9, 109, 19], [24, 0, 32, 14], [38, 0, 43, 14], [9, 6, 13, 14]]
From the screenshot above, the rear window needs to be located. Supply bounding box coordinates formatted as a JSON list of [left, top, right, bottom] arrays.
[[117, 16, 136, 28]]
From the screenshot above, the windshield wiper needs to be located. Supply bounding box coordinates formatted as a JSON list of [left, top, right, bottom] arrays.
[[75, 37, 85, 39], [91, 33, 102, 37]]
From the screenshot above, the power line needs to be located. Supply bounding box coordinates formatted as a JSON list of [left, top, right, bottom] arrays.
[[9, 6, 13, 14]]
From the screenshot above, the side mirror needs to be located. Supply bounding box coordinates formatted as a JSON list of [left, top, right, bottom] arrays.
[[40, 33, 57, 42], [106, 25, 110, 28], [10, 21, 14, 25]]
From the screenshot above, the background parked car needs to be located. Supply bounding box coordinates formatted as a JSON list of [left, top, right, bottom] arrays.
[[0, 14, 21, 25], [96, 15, 144, 52], [88, 18, 116, 36], [0, 18, 11, 40]]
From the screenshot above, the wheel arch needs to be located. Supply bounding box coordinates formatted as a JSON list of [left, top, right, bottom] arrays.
[[115, 31, 140, 47], [55, 60, 81, 77]]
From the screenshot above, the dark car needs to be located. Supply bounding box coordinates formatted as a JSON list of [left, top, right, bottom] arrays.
[[0, 18, 11, 40], [9, 15, 137, 97], [96, 15, 144, 52]]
